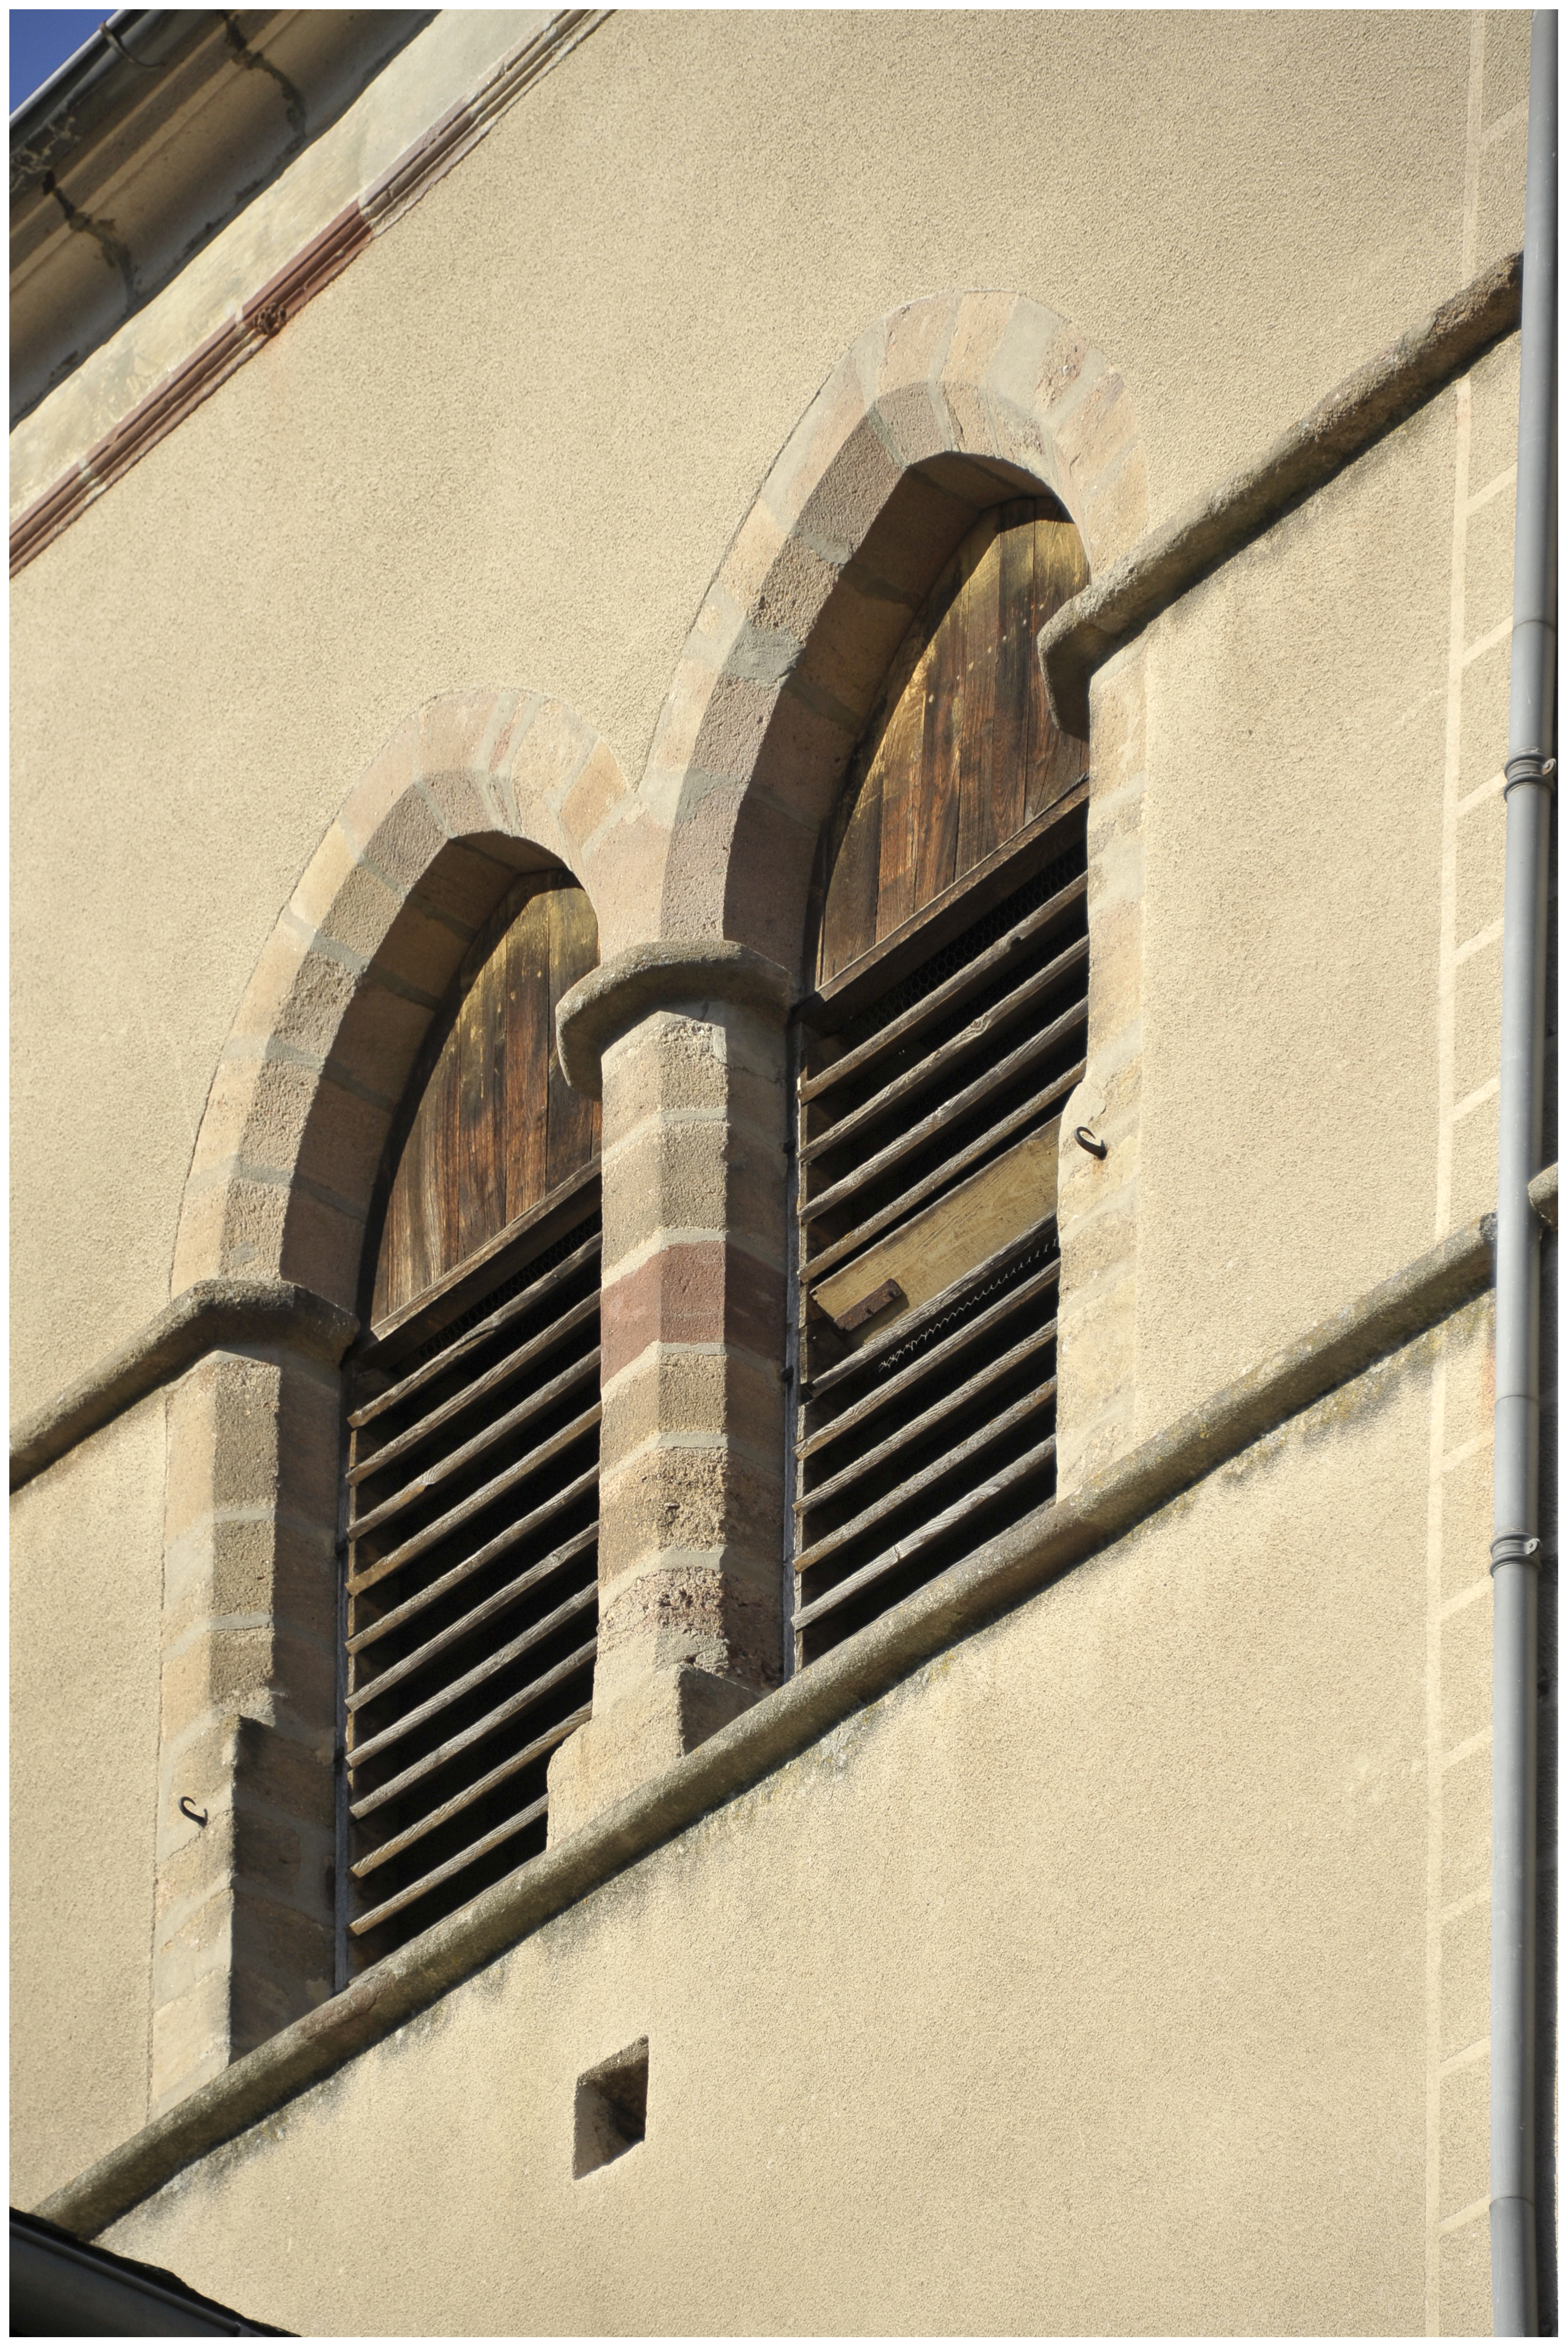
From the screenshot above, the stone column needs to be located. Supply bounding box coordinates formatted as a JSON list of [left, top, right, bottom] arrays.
[[548, 944, 792, 1837], [152, 1297, 353, 2115]]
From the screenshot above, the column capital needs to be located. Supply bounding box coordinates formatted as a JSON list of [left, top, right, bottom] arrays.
[[556, 939, 791, 1098]]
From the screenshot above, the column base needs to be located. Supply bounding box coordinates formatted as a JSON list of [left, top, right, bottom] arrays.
[[546, 1667, 760, 1842]]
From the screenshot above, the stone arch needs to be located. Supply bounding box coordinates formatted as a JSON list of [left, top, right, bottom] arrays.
[[599, 289, 1145, 982], [173, 688, 631, 1316]]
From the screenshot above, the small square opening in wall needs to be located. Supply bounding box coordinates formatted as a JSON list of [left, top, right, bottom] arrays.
[[573, 2038, 648, 2178]]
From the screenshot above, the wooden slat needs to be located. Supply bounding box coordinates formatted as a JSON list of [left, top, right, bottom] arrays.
[[348, 1408, 601, 1599], [548, 883, 600, 1192], [794, 1381, 1053, 1580], [794, 1431, 1058, 1634], [348, 1292, 599, 1483], [348, 1346, 599, 1540], [348, 1580, 598, 1768], [800, 1259, 1061, 1466], [800, 933, 1089, 1168], [952, 510, 1005, 878], [370, 877, 602, 1329], [347, 1524, 597, 1704], [350, 1225, 601, 1428], [806, 1212, 1057, 1405], [813, 505, 1088, 1000], [800, 997, 1086, 1227], [456, 902, 507, 1265], [349, 1637, 598, 1820], [798, 1341, 1056, 1522], [802, 1064, 1082, 1284], [350, 1791, 551, 1937], [347, 1464, 598, 1649], [1023, 520, 1091, 821], [351, 1706, 590, 1878], [799, 872, 1087, 1104], [506, 884, 551, 1226]]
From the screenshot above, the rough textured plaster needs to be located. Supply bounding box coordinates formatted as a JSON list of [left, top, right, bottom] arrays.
[[106, 1353, 1434, 2337], [9, 9, 1528, 1415], [1136, 393, 1454, 1429], [10, 1394, 164, 2203]]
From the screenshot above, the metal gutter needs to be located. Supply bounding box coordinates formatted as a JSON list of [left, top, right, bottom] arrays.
[[1490, 12, 1558, 2336]]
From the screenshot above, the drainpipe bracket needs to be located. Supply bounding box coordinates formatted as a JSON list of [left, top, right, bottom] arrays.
[[1490, 1533, 1544, 1571], [1503, 752, 1557, 794]]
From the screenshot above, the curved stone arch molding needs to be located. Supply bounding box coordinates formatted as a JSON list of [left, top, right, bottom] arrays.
[[607, 287, 1147, 983], [172, 685, 633, 1318]]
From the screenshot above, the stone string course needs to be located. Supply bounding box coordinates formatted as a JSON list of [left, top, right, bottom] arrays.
[[1039, 249, 1524, 736], [38, 1168, 1555, 2242]]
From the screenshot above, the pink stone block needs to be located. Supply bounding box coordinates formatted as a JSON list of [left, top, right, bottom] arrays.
[[560, 737, 629, 853]]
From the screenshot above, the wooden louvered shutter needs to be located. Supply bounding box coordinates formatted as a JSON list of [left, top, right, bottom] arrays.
[[342, 872, 601, 1960], [789, 501, 1090, 1666]]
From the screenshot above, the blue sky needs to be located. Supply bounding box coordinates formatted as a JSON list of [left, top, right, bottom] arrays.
[[11, 10, 105, 115]]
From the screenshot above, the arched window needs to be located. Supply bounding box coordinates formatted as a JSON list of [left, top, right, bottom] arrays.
[[789, 498, 1090, 1665], [341, 868, 601, 1962]]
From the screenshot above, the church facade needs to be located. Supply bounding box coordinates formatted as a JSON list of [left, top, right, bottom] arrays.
[[10, 10, 1555, 2334]]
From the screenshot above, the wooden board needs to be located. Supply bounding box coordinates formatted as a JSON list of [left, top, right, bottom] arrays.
[[372, 875, 600, 1325], [808, 1119, 1060, 1346], [811, 502, 1089, 992]]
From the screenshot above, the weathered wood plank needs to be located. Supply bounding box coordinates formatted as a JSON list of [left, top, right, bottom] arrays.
[[806, 1210, 1056, 1405], [803, 781, 1087, 1029], [809, 1121, 1059, 1336], [549, 882, 600, 1192], [1025, 519, 1092, 821], [352, 1216, 601, 1422], [812, 503, 1088, 994], [802, 1065, 1082, 1283], [370, 874, 599, 1326]]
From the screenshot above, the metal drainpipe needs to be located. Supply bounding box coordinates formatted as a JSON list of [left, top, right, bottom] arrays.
[[1490, 10, 1557, 2337]]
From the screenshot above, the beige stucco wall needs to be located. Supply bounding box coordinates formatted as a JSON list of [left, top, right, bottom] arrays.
[[9, 8, 1529, 1419], [10, 1393, 165, 2203], [102, 1309, 1497, 2336], [1134, 327, 1519, 1431], [9, 15, 1536, 2323]]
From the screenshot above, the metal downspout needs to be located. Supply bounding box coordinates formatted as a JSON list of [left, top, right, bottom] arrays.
[[1490, 10, 1557, 2336]]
